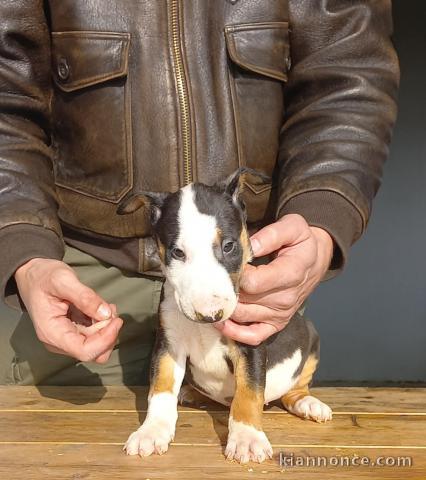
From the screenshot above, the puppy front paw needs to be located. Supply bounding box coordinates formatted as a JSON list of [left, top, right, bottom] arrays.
[[225, 420, 273, 464], [124, 419, 175, 457]]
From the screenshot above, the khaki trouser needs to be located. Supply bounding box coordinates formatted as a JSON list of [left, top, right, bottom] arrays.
[[0, 245, 163, 385]]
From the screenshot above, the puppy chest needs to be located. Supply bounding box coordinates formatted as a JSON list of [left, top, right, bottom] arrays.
[[187, 331, 232, 379], [185, 329, 235, 403]]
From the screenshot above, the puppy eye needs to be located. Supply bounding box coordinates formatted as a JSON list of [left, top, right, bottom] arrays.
[[222, 240, 235, 254], [171, 247, 186, 261]]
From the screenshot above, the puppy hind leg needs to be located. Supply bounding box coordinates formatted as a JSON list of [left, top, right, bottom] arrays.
[[281, 354, 332, 423]]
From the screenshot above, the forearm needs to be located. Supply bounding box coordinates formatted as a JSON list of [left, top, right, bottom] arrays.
[[0, 0, 64, 306], [278, 0, 400, 273]]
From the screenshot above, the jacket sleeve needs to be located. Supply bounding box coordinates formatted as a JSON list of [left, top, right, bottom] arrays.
[[277, 0, 400, 275], [0, 0, 65, 307]]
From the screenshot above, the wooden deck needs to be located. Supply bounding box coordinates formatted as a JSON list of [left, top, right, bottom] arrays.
[[0, 386, 424, 479]]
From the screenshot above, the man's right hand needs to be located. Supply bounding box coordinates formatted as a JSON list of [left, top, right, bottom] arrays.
[[14, 258, 123, 364]]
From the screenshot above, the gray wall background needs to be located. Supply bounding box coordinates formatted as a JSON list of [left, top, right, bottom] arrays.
[[0, 1, 424, 384], [312, 0, 426, 384]]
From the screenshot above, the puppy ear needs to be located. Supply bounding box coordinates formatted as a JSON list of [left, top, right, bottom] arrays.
[[117, 191, 169, 225], [220, 167, 271, 204]]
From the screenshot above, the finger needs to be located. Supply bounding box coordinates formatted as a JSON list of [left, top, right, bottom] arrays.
[[249, 214, 310, 257], [71, 316, 122, 362], [50, 270, 112, 322], [238, 288, 301, 312], [240, 256, 308, 295], [91, 304, 119, 363], [231, 301, 291, 325], [46, 325, 116, 363], [94, 347, 115, 364], [214, 319, 278, 346], [75, 319, 112, 335], [109, 303, 118, 318], [73, 303, 118, 333], [58, 316, 123, 362], [45, 337, 114, 364]]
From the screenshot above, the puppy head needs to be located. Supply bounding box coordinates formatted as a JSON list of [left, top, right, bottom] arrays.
[[117, 168, 265, 324]]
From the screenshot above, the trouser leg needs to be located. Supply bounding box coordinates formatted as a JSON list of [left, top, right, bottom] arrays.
[[0, 245, 163, 386]]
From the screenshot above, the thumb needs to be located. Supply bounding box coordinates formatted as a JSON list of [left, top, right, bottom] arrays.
[[249, 214, 310, 257], [51, 269, 112, 322]]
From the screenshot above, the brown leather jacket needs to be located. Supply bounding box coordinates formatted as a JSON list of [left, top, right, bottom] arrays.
[[0, 0, 399, 305]]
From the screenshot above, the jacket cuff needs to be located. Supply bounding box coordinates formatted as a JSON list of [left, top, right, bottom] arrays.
[[0, 224, 65, 309], [277, 191, 363, 279]]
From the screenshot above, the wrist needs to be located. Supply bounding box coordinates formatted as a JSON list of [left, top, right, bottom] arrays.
[[15, 257, 45, 283]]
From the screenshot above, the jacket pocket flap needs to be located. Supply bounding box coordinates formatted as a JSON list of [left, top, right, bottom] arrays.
[[51, 31, 130, 92], [225, 22, 289, 82]]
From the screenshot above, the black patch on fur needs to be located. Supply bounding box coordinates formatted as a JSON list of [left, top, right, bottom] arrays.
[[224, 354, 234, 375], [264, 312, 320, 378], [235, 341, 267, 390], [151, 183, 247, 276], [192, 183, 245, 274], [152, 190, 182, 266]]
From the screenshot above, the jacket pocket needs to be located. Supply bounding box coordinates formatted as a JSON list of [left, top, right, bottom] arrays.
[[51, 31, 132, 202], [225, 22, 289, 223]]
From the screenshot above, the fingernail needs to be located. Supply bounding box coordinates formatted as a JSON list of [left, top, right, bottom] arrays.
[[250, 238, 261, 255], [97, 304, 111, 320]]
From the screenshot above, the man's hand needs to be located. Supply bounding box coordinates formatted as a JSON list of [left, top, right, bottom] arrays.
[[215, 214, 334, 345], [15, 258, 123, 363]]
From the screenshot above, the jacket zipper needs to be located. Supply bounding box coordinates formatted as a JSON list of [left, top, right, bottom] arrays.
[[170, 0, 193, 185]]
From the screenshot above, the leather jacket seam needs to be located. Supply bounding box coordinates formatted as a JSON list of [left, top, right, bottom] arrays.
[[125, 64, 134, 204], [224, 21, 289, 33], [138, 237, 145, 274], [227, 62, 243, 168]]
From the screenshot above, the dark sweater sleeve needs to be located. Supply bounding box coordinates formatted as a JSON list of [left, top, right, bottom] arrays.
[[277, 0, 400, 275]]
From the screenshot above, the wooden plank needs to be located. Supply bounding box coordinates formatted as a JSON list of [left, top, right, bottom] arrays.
[[312, 387, 426, 414], [0, 411, 424, 447], [0, 386, 145, 411], [0, 386, 424, 479], [0, 386, 424, 414], [0, 444, 423, 479]]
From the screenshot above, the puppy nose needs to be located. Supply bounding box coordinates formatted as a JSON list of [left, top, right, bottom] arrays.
[[195, 309, 224, 323]]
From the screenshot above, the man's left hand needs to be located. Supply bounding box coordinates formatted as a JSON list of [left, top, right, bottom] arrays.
[[214, 214, 334, 345]]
